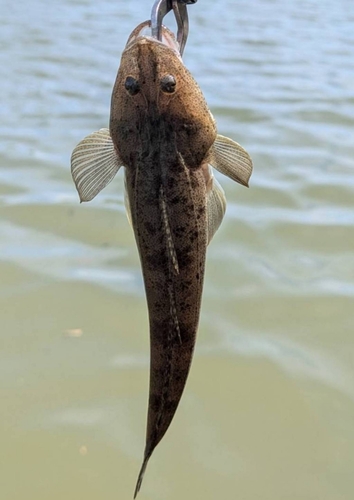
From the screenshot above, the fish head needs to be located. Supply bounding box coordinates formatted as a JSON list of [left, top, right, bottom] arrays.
[[110, 21, 217, 169]]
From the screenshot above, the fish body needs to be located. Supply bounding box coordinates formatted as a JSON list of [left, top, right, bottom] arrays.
[[71, 20, 253, 496], [111, 25, 215, 488]]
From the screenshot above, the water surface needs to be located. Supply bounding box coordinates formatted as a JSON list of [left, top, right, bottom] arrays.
[[1, 1, 354, 499]]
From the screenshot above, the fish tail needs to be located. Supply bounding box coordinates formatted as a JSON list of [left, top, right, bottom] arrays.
[[133, 447, 154, 498]]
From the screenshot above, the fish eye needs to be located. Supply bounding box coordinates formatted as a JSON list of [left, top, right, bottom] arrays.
[[125, 76, 140, 96], [160, 75, 176, 93]]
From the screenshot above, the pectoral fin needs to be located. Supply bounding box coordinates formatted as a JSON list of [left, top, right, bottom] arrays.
[[71, 128, 123, 202], [210, 134, 253, 187], [206, 167, 227, 244]]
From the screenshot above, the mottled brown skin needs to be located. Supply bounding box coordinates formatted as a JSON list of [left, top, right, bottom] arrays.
[[109, 22, 217, 494]]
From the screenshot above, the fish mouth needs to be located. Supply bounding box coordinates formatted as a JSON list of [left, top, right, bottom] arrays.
[[125, 20, 181, 56]]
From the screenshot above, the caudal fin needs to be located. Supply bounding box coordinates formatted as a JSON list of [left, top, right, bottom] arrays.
[[134, 448, 153, 498]]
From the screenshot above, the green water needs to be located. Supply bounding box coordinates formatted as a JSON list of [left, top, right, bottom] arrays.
[[1, 0, 354, 498]]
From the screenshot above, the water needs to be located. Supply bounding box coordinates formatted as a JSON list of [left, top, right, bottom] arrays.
[[1, 0, 353, 498]]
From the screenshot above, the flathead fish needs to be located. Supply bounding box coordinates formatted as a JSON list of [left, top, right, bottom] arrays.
[[71, 21, 253, 496]]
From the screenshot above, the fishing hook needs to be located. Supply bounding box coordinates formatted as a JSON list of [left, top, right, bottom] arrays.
[[150, 0, 197, 55]]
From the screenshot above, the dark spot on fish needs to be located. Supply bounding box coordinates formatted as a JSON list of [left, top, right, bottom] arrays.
[[167, 178, 175, 190], [125, 76, 140, 96], [174, 225, 187, 237], [196, 206, 205, 220], [179, 283, 193, 298], [153, 302, 164, 314], [144, 221, 157, 236], [178, 251, 193, 270], [189, 230, 199, 242], [182, 123, 195, 137], [170, 196, 180, 205], [160, 75, 176, 93], [146, 251, 168, 269]]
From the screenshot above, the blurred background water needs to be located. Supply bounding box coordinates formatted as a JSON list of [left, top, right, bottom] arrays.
[[1, 0, 354, 498]]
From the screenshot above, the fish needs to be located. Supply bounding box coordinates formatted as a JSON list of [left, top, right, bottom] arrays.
[[71, 20, 253, 497]]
